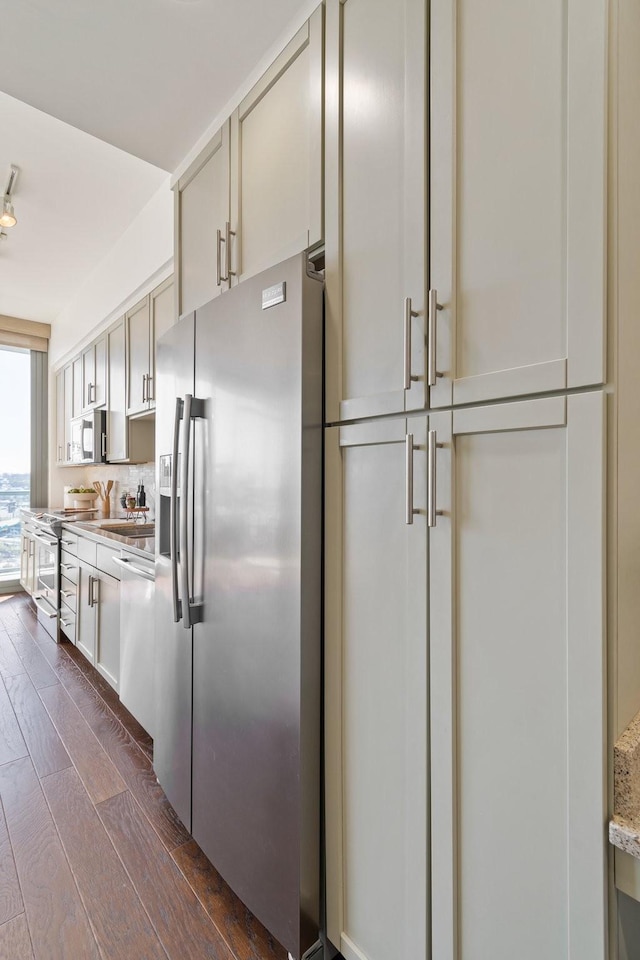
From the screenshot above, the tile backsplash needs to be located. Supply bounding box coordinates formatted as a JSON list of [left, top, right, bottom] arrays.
[[83, 462, 155, 518]]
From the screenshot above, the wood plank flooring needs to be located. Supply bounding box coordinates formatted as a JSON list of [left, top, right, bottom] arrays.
[[0, 593, 288, 960]]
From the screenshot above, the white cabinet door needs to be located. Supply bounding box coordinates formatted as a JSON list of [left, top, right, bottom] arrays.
[[55, 369, 65, 465], [107, 319, 127, 463], [95, 571, 120, 691], [76, 562, 97, 665], [230, 7, 323, 285], [175, 123, 230, 316], [81, 344, 95, 413], [126, 296, 151, 417], [149, 276, 175, 408], [325, 0, 426, 423], [72, 355, 83, 419], [325, 416, 428, 960], [429, 392, 606, 960], [93, 335, 107, 409], [429, 0, 607, 407], [63, 363, 73, 463]]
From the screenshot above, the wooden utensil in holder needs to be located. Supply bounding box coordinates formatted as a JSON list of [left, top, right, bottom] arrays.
[[93, 480, 114, 518]]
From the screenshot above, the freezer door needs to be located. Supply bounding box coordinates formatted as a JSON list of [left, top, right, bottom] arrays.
[[192, 254, 323, 959], [153, 311, 195, 832]]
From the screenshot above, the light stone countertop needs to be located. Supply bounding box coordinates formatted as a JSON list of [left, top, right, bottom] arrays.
[[610, 709, 640, 857], [64, 519, 155, 560]]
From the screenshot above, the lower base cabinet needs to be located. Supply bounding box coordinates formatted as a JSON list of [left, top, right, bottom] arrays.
[[77, 559, 120, 691], [325, 392, 606, 960]]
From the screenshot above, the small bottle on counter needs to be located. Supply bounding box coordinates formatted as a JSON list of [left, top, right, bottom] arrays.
[[137, 483, 146, 508]]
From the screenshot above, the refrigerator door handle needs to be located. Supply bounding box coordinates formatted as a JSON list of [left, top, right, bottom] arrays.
[[171, 397, 184, 623], [179, 394, 205, 629]]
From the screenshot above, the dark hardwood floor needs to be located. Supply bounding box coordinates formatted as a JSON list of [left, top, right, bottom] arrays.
[[0, 592, 287, 960]]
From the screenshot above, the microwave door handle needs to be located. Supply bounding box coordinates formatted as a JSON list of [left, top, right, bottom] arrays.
[[171, 398, 183, 623]]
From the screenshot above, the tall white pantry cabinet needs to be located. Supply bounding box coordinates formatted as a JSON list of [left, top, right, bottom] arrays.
[[323, 2, 640, 960]]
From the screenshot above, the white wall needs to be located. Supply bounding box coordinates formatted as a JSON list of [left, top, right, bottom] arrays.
[[49, 179, 173, 368], [48, 178, 173, 507]]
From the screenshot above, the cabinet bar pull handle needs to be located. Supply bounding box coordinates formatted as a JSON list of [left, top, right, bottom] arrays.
[[403, 298, 418, 391], [92, 577, 100, 607], [147, 374, 153, 402], [405, 433, 415, 525], [225, 221, 236, 280], [87, 575, 94, 607], [428, 430, 444, 528], [428, 289, 443, 387], [216, 228, 223, 287]]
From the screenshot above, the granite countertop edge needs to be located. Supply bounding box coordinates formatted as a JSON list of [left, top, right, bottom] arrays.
[[63, 520, 155, 561], [610, 817, 640, 858]]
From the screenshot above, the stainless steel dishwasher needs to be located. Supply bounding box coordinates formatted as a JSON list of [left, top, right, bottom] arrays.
[[112, 550, 156, 736]]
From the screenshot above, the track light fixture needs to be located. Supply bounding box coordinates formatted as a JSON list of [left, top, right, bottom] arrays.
[[0, 166, 18, 228]]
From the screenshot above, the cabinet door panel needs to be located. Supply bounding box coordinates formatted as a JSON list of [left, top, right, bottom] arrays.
[[72, 356, 83, 419], [107, 319, 127, 462], [76, 563, 96, 664], [325, 0, 426, 422], [95, 572, 119, 691], [150, 277, 175, 407], [231, 8, 323, 285], [325, 417, 427, 960], [93, 335, 107, 408], [55, 370, 64, 464], [81, 345, 95, 413], [429, 393, 606, 959], [63, 364, 73, 462], [126, 296, 151, 417], [177, 123, 230, 316], [430, 0, 606, 406]]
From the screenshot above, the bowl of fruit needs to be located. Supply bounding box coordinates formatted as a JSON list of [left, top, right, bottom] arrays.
[[68, 487, 99, 508]]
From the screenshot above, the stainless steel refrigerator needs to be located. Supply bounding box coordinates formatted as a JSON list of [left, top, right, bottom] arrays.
[[154, 253, 323, 960]]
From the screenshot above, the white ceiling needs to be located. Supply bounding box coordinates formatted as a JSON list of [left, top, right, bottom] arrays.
[[0, 92, 168, 324], [0, 0, 312, 171], [0, 0, 312, 325]]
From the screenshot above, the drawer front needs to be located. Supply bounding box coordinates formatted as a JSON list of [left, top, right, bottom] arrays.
[[59, 604, 76, 643], [96, 544, 121, 580], [60, 551, 79, 584], [59, 530, 78, 556], [59, 575, 77, 611], [77, 536, 97, 567]]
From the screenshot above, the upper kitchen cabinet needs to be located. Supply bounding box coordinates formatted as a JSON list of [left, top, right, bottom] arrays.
[[126, 276, 175, 418], [108, 316, 155, 464], [174, 121, 230, 317], [429, 0, 607, 407], [149, 275, 176, 404], [324, 0, 427, 424], [55, 368, 65, 465], [72, 355, 83, 419], [229, 6, 323, 285], [126, 295, 152, 418], [81, 334, 107, 412]]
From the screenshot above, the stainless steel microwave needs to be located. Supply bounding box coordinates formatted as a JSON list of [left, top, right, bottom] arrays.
[[69, 410, 107, 464]]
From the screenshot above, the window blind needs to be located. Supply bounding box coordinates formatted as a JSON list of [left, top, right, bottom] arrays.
[[0, 315, 50, 353]]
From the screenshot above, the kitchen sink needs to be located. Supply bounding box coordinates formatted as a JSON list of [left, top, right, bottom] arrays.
[[99, 523, 155, 538]]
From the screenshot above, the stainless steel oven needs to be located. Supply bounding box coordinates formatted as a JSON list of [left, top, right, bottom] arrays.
[[31, 525, 59, 638]]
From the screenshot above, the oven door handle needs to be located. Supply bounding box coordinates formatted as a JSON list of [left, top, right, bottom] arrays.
[[33, 596, 58, 620], [32, 532, 58, 549]]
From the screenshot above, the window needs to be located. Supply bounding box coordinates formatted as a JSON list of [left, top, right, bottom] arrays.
[[0, 347, 31, 581]]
